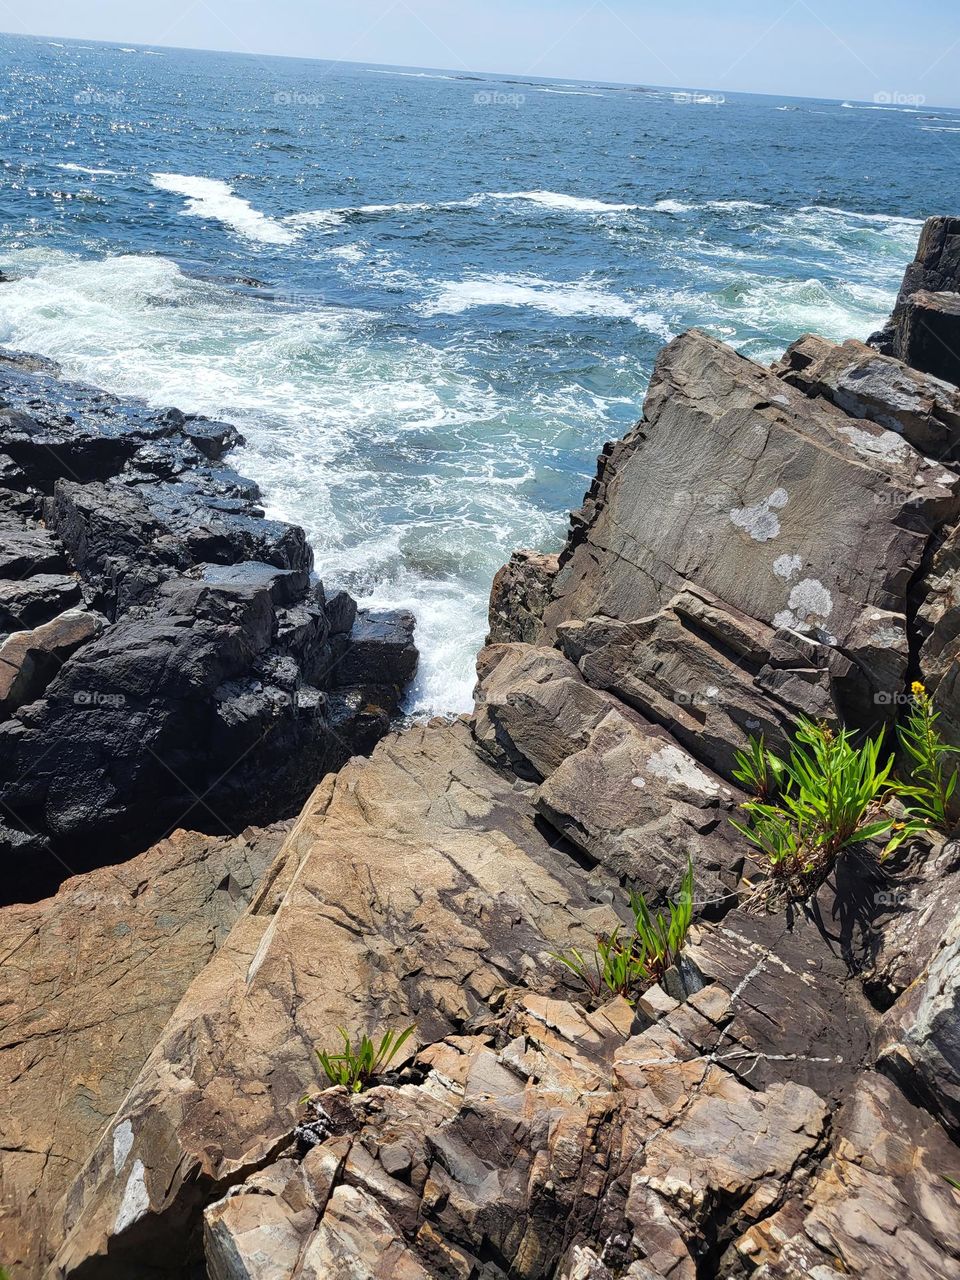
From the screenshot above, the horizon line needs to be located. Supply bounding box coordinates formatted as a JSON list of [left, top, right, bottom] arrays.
[[2, 27, 959, 115]]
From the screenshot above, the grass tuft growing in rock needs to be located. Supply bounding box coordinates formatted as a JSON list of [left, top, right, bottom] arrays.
[[553, 860, 695, 1006], [732, 718, 926, 899], [898, 682, 959, 831], [313, 1025, 416, 1094]]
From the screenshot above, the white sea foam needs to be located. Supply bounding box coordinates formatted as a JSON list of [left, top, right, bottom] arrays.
[[151, 173, 297, 245], [419, 273, 671, 336], [486, 190, 638, 214], [58, 163, 121, 176], [364, 69, 457, 81], [0, 249, 580, 714], [798, 204, 924, 226], [283, 208, 347, 230], [535, 87, 607, 97], [650, 199, 695, 213]]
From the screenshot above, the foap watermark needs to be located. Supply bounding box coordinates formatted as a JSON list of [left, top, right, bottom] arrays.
[[673, 489, 730, 513], [874, 690, 914, 707], [74, 690, 127, 709], [873, 490, 927, 509], [274, 90, 325, 108], [874, 888, 913, 909], [474, 90, 525, 108], [874, 91, 926, 107], [672, 91, 725, 106], [673, 688, 725, 709], [75, 89, 125, 108]]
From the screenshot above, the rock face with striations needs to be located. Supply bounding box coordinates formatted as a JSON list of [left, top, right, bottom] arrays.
[[0, 354, 417, 901], [7, 220, 960, 1280], [0, 820, 291, 1277]]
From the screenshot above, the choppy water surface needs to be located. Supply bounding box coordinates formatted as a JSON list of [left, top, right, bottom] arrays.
[[2, 35, 958, 709]]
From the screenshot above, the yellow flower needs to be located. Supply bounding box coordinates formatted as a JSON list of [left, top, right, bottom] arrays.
[[911, 681, 927, 697]]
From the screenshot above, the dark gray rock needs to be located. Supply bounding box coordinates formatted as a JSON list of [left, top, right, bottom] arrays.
[[0, 573, 82, 633], [0, 358, 418, 890], [894, 290, 960, 389], [0, 526, 67, 578], [334, 609, 419, 691], [870, 215, 960, 351]]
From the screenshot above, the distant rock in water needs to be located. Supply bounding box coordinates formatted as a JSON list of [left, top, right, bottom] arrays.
[[0, 353, 418, 901]]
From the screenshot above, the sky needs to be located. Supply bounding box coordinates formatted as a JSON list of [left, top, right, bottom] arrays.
[[2, 0, 959, 106]]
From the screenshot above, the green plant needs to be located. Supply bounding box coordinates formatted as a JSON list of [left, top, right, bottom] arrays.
[[944, 1174, 960, 1193], [314, 1025, 415, 1094], [629, 859, 695, 984], [731, 733, 783, 801], [899, 682, 959, 830], [553, 927, 650, 1003], [732, 718, 925, 893], [553, 860, 695, 1004]]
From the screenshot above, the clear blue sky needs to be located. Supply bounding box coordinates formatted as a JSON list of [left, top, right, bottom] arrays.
[[4, 0, 959, 106]]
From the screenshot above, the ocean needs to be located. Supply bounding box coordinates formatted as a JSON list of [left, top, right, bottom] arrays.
[[1, 32, 958, 712]]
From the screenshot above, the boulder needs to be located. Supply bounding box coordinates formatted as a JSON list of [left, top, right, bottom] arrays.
[[0, 572, 82, 632], [555, 587, 846, 781], [775, 332, 960, 458], [0, 607, 102, 715], [0, 575, 408, 868], [894, 290, 960, 389], [870, 214, 960, 355], [0, 524, 67, 578], [44, 720, 622, 1277], [0, 821, 289, 1277], [488, 549, 560, 645], [48, 478, 310, 617], [876, 903, 960, 1135], [534, 331, 958, 716], [0, 361, 418, 880]]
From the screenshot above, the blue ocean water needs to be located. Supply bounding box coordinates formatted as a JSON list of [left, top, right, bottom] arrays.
[[2, 34, 959, 710]]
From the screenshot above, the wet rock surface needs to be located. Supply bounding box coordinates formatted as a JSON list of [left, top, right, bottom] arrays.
[[0, 355, 417, 898]]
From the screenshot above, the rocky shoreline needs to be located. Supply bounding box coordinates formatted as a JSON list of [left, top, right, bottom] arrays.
[[0, 354, 417, 902], [3, 219, 960, 1279]]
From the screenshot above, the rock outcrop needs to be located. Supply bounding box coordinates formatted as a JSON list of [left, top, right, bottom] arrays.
[[0, 354, 417, 900], [870, 214, 960, 359], [7, 219, 960, 1279], [0, 821, 290, 1277]]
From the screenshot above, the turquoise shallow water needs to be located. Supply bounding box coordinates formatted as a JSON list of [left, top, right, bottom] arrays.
[[1, 33, 958, 709]]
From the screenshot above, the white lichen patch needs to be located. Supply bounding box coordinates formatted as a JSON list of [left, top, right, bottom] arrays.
[[730, 487, 788, 542], [645, 745, 720, 798], [839, 425, 910, 464], [112, 1119, 134, 1175], [773, 553, 802, 580], [774, 578, 834, 633], [114, 1158, 149, 1235]]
